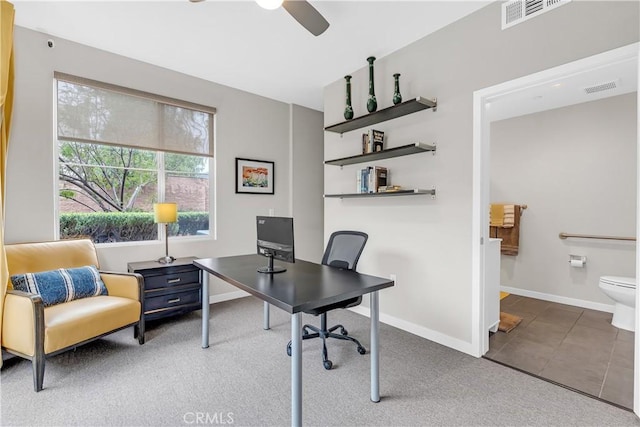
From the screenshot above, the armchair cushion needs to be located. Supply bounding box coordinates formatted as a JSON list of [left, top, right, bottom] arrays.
[[11, 265, 108, 308]]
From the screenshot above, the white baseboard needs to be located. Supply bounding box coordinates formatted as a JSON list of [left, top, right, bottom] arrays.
[[210, 290, 477, 357], [209, 290, 250, 304], [348, 305, 475, 356], [501, 286, 615, 313]]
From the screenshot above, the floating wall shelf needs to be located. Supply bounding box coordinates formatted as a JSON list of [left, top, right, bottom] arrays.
[[324, 188, 436, 199], [324, 97, 437, 134], [325, 142, 436, 167]]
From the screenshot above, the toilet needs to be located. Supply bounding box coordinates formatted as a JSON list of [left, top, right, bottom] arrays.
[[598, 276, 636, 332]]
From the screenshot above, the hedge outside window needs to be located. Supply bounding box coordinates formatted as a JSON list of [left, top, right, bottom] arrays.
[[55, 74, 215, 243]]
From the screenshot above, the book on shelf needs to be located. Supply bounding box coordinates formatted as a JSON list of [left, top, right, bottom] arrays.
[[373, 166, 387, 192], [361, 133, 370, 154], [362, 167, 371, 193], [362, 129, 384, 154], [357, 166, 388, 193], [379, 185, 402, 192], [369, 129, 384, 152]]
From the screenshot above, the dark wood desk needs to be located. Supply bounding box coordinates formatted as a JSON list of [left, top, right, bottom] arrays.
[[193, 254, 394, 427]]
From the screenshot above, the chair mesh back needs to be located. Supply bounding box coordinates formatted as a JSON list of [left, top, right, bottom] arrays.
[[321, 231, 368, 271]]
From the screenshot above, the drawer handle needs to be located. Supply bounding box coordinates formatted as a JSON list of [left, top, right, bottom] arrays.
[[167, 298, 181, 303], [167, 278, 181, 284]]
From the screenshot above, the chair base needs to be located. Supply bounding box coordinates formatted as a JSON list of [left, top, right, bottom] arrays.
[[286, 314, 366, 370]]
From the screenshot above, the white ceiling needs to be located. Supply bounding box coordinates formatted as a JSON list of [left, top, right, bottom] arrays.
[[12, 0, 491, 111], [487, 55, 638, 122]]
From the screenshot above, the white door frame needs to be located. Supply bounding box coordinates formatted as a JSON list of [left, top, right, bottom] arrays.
[[471, 42, 639, 415]]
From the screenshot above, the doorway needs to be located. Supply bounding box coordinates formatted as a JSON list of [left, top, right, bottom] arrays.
[[471, 42, 640, 416]]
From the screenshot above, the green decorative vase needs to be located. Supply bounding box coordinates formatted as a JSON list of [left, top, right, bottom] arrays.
[[393, 73, 402, 105], [366, 56, 377, 113], [344, 75, 354, 120]]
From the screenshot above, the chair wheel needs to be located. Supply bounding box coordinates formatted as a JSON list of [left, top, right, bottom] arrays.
[[341, 328, 348, 336], [287, 343, 291, 357], [357, 346, 366, 355], [323, 360, 333, 370]]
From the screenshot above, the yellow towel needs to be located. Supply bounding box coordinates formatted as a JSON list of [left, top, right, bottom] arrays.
[[491, 204, 515, 228], [490, 204, 504, 227]]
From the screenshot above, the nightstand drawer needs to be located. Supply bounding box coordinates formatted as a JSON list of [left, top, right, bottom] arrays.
[[145, 288, 201, 312], [128, 257, 202, 321], [144, 270, 200, 290]]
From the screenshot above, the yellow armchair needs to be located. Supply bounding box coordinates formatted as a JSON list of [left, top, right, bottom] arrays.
[[2, 239, 145, 391]]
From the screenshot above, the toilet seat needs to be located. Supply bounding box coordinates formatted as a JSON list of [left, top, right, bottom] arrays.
[[600, 276, 636, 289]]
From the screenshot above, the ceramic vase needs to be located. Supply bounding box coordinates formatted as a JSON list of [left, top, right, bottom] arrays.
[[366, 56, 377, 113], [393, 73, 402, 105], [344, 75, 354, 120]]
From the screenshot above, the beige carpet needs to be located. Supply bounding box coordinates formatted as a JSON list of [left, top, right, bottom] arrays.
[[2, 297, 637, 426]]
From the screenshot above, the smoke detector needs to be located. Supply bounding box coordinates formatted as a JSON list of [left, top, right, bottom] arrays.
[[502, 0, 571, 30]]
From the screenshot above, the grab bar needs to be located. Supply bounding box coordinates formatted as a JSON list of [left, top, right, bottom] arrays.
[[558, 232, 636, 242]]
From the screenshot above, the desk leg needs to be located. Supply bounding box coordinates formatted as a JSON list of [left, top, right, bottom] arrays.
[[202, 272, 210, 349], [371, 291, 380, 403], [263, 302, 270, 330], [291, 312, 302, 427]]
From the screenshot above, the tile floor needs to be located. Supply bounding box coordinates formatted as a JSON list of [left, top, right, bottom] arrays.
[[485, 294, 635, 410]]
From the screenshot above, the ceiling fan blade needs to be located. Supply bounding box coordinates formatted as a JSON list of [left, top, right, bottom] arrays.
[[282, 0, 329, 36]]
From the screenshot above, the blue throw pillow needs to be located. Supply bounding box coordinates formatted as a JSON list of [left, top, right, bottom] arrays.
[[11, 265, 108, 307]]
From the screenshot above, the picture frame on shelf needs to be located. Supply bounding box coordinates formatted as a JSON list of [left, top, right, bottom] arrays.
[[235, 158, 275, 195]]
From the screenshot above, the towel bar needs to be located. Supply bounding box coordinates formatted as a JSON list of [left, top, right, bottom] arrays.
[[558, 232, 636, 242]]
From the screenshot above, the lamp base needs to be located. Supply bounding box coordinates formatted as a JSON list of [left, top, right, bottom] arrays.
[[157, 256, 176, 264]]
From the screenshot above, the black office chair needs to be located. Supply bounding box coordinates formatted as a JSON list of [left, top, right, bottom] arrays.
[[287, 230, 368, 370]]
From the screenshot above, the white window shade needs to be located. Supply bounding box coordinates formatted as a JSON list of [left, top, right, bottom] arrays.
[[55, 73, 215, 157]]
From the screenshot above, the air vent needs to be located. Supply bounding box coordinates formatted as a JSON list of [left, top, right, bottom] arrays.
[[584, 79, 619, 95], [502, 0, 571, 29]]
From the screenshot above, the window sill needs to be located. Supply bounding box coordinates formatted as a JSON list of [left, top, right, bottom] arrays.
[[94, 233, 214, 248]]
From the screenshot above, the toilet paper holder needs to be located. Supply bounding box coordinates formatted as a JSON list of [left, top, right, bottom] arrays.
[[569, 255, 587, 267]]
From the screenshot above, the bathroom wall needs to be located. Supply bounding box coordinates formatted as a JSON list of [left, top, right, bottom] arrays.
[[490, 93, 637, 309]]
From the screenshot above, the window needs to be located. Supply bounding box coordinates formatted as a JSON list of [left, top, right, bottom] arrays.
[[55, 73, 215, 243]]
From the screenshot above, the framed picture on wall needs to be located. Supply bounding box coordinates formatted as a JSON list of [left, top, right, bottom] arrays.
[[235, 158, 275, 195]]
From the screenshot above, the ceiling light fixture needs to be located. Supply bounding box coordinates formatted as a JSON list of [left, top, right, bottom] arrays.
[[257, 0, 284, 10]]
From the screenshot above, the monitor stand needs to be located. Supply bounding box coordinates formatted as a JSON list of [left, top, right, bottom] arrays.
[[257, 254, 286, 274]]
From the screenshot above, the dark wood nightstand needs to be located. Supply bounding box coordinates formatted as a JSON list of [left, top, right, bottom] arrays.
[[128, 257, 202, 321]]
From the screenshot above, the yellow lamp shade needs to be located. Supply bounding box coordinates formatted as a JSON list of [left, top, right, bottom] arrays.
[[153, 203, 178, 223]]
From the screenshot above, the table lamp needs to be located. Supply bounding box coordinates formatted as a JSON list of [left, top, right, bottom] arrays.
[[154, 202, 178, 264]]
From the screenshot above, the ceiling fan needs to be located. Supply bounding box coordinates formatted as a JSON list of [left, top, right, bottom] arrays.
[[190, 0, 330, 37]]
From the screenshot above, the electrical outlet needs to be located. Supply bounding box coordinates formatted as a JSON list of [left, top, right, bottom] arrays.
[[268, 208, 275, 216], [389, 274, 397, 286]]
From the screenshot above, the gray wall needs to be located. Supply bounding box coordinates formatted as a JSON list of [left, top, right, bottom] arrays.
[[323, 1, 639, 353], [7, 26, 323, 298], [491, 93, 637, 308], [291, 104, 324, 263]]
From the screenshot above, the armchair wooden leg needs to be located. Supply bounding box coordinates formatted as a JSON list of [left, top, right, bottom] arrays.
[[33, 297, 45, 392], [33, 353, 45, 392], [136, 317, 145, 345]]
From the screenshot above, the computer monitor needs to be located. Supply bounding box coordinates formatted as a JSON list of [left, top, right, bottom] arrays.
[[256, 216, 295, 274]]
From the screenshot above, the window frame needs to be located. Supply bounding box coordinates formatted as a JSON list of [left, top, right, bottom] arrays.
[[53, 75, 215, 245]]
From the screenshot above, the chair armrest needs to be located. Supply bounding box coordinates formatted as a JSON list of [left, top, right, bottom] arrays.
[[99, 271, 144, 302], [2, 290, 44, 357]]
